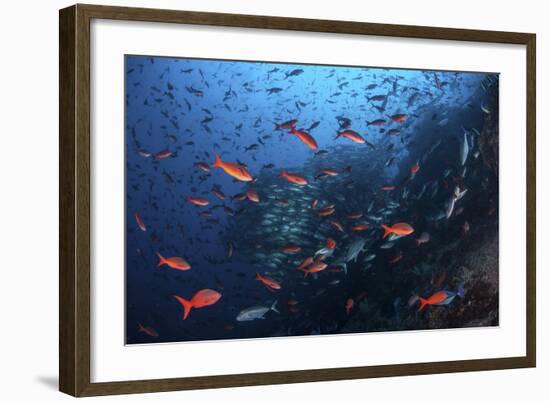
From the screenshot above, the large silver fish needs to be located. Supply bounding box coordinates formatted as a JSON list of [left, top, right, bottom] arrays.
[[236, 300, 279, 322]]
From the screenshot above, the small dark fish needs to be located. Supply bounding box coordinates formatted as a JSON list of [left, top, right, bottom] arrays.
[[285, 69, 304, 79]]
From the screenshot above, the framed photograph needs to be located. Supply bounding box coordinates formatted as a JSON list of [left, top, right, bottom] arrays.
[[59, 4, 536, 397]]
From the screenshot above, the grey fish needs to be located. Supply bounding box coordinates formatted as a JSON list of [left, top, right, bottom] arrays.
[[236, 300, 279, 322]]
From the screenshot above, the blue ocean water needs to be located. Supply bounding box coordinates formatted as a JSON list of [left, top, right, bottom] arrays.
[[125, 55, 498, 344]]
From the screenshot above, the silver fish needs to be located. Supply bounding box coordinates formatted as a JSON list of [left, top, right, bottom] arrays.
[[236, 300, 279, 321]]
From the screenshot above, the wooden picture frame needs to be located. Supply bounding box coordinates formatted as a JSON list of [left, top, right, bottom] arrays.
[[59, 3, 536, 397]]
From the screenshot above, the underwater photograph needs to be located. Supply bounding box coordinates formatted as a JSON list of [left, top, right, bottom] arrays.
[[124, 55, 499, 345]]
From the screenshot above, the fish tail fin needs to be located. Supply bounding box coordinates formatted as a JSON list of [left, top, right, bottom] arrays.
[[156, 252, 165, 267], [255, 272, 261, 281], [457, 282, 465, 298], [418, 297, 428, 312], [381, 225, 392, 239], [137, 322, 144, 332], [212, 154, 223, 168], [334, 131, 341, 139], [280, 170, 287, 178], [271, 299, 280, 314], [174, 295, 193, 320], [303, 270, 309, 278]]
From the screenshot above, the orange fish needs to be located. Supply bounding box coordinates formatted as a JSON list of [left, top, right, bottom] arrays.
[[325, 238, 336, 250], [314, 254, 326, 262], [156, 252, 191, 271], [297, 257, 314, 270], [418, 291, 449, 311], [351, 223, 369, 232], [335, 130, 366, 144], [410, 163, 420, 174], [319, 208, 336, 217], [186, 196, 209, 206], [299, 261, 327, 278], [281, 243, 302, 254], [255, 273, 281, 290], [138, 323, 159, 337], [389, 113, 408, 123], [154, 150, 173, 160], [381, 223, 414, 239], [381, 185, 395, 191], [134, 212, 147, 232], [280, 170, 308, 185], [289, 127, 318, 150], [345, 298, 354, 315], [246, 188, 260, 202], [212, 154, 253, 182], [174, 289, 222, 320]]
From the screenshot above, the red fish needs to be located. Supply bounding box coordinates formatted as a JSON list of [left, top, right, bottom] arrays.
[[246, 188, 260, 202], [289, 127, 318, 150], [381, 223, 414, 239], [174, 289, 222, 320], [319, 168, 338, 176], [389, 253, 403, 264], [351, 223, 369, 232], [381, 185, 395, 191], [154, 150, 173, 160], [194, 162, 210, 172], [299, 261, 327, 278], [281, 243, 302, 254], [319, 207, 336, 217], [389, 114, 408, 123], [335, 130, 366, 144], [138, 323, 159, 337], [345, 298, 354, 315], [186, 196, 209, 206], [297, 257, 314, 270], [280, 170, 308, 185], [311, 199, 318, 209], [418, 291, 449, 311], [325, 238, 336, 250], [255, 273, 281, 290], [134, 212, 146, 232], [328, 220, 344, 231], [410, 163, 420, 174], [346, 212, 363, 220], [212, 154, 253, 182], [156, 252, 191, 271]]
